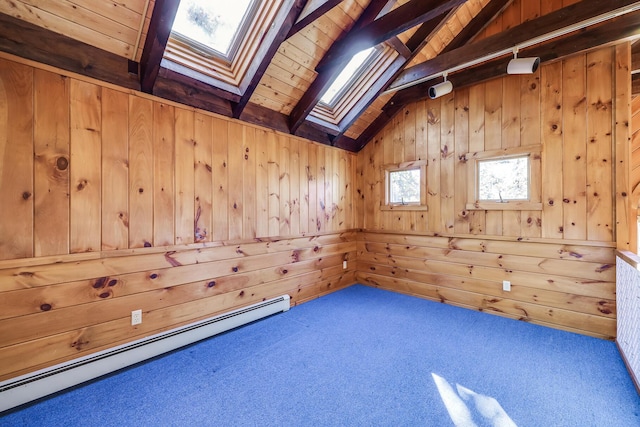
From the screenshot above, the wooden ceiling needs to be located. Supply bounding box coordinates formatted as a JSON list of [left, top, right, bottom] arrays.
[[0, 0, 639, 151]]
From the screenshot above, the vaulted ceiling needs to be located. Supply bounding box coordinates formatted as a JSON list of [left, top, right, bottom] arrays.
[[1, 0, 639, 152]]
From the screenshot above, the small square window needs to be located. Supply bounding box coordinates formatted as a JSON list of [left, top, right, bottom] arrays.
[[478, 156, 529, 202], [466, 147, 542, 211], [381, 161, 427, 211], [389, 169, 421, 204]]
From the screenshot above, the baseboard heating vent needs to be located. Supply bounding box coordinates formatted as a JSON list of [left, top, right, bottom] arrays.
[[0, 295, 290, 413]]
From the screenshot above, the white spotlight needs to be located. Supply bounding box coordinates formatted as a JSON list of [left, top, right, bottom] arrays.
[[428, 76, 453, 99], [507, 48, 540, 74]]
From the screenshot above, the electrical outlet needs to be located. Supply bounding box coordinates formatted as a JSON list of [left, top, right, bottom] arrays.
[[343, 260, 348, 269], [131, 309, 142, 326], [502, 280, 511, 292]]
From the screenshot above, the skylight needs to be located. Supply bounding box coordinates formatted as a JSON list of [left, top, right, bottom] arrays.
[[171, 0, 255, 59], [320, 47, 376, 106]]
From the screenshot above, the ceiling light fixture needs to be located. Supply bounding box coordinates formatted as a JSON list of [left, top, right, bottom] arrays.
[[428, 73, 452, 99], [506, 47, 540, 74]]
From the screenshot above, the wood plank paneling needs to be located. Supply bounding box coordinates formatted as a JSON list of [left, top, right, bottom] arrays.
[[356, 45, 630, 339], [128, 96, 154, 248], [102, 88, 129, 251], [194, 113, 213, 243], [152, 102, 175, 246], [175, 108, 195, 245], [34, 70, 69, 257], [0, 57, 357, 382], [0, 59, 33, 260], [70, 79, 101, 253]]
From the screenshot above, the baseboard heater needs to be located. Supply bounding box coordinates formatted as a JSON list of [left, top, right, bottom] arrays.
[[0, 295, 290, 413]]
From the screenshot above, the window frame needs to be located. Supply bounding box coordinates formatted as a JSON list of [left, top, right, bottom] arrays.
[[381, 160, 428, 211], [466, 146, 542, 211]]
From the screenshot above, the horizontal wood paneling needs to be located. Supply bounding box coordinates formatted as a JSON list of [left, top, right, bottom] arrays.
[[0, 56, 357, 381], [357, 231, 617, 339]]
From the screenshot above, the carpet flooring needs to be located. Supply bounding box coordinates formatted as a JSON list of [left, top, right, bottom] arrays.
[[1, 284, 639, 426]]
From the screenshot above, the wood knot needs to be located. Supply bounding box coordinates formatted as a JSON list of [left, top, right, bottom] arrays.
[[207, 281, 216, 288], [108, 279, 118, 286], [40, 303, 52, 311], [144, 241, 151, 247], [22, 191, 31, 200], [77, 180, 87, 191], [99, 292, 110, 299], [232, 266, 239, 272], [150, 273, 158, 279], [56, 156, 69, 170], [138, 188, 144, 193]]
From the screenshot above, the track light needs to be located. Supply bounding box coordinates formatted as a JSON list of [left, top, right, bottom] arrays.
[[507, 48, 540, 74], [428, 74, 453, 99]]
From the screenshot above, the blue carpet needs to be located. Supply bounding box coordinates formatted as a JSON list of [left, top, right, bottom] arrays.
[[1, 284, 639, 426]]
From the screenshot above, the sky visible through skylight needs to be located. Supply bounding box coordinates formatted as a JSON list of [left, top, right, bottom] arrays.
[[320, 47, 375, 105], [172, 0, 253, 56]]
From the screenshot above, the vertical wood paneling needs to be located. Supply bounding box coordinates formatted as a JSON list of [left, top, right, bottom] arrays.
[[267, 130, 280, 236], [279, 135, 291, 236], [194, 113, 213, 243], [541, 61, 564, 239], [308, 142, 318, 233], [70, 79, 101, 253], [101, 88, 129, 250], [243, 126, 256, 239], [290, 138, 300, 235], [427, 100, 441, 234], [317, 145, 326, 233], [152, 103, 175, 246], [256, 130, 270, 238], [586, 48, 614, 242], [520, 71, 542, 238], [454, 88, 469, 235], [441, 93, 455, 233], [299, 139, 309, 234], [175, 108, 195, 245], [562, 55, 587, 241], [212, 117, 228, 242], [128, 96, 153, 248], [324, 146, 333, 231], [228, 122, 244, 240], [468, 84, 485, 235], [615, 44, 632, 251], [34, 70, 69, 256], [0, 59, 33, 259]]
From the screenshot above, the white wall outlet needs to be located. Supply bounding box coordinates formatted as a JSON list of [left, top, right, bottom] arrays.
[[343, 260, 348, 269], [131, 309, 142, 325], [502, 280, 511, 292]]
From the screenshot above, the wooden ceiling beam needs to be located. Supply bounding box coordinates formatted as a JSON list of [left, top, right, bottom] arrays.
[[331, 10, 453, 148], [389, 0, 640, 92], [288, 0, 391, 134], [287, 0, 344, 39], [386, 10, 640, 114], [316, 0, 466, 73], [351, 0, 516, 149], [231, 0, 308, 119], [139, 0, 180, 93], [0, 12, 139, 90]]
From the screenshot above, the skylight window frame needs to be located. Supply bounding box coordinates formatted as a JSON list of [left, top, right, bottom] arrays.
[[163, 0, 284, 91], [310, 44, 399, 128], [318, 46, 382, 108], [170, 0, 260, 64]]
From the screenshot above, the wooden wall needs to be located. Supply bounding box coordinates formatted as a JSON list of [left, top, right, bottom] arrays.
[[0, 55, 357, 381], [355, 43, 630, 339]]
